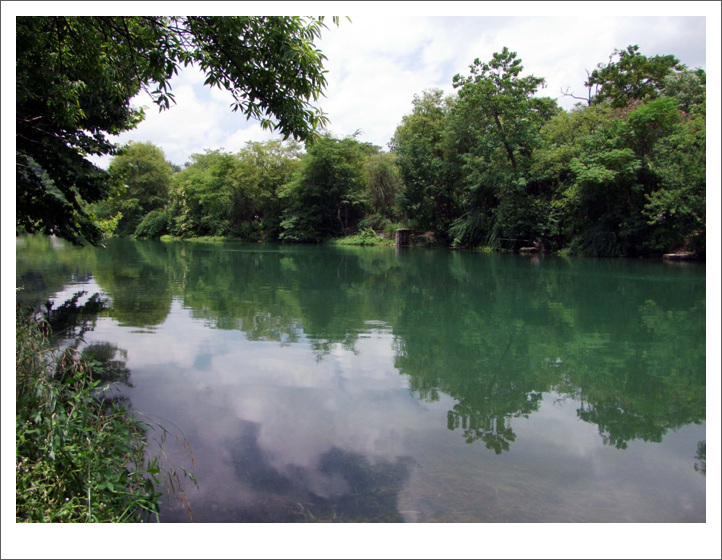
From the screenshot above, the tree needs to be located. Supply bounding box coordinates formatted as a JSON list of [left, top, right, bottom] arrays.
[[531, 70, 706, 259], [16, 16, 338, 245], [565, 131, 645, 256], [167, 149, 240, 238], [93, 141, 174, 237], [164, 141, 301, 240], [452, 47, 552, 173], [530, 104, 617, 251], [661, 68, 706, 112], [390, 89, 457, 235], [279, 134, 379, 242], [643, 101, 706, 255], [364, 152, 402, 223], [232, 140, 302, 240], [448, 48, 560, 247], [625, 97, 680, 158], [587, 45, 682, 108]]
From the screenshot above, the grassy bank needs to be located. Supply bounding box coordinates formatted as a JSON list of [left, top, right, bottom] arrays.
[[159, 234, 239, 243], [15, 310, 194, 522], [330, 228, 394, 247]]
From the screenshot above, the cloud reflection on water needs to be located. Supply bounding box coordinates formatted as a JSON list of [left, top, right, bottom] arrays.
[[17, 238, 706, 522]]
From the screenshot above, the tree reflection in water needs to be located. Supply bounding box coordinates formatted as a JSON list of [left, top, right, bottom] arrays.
[[16, 237, 706, 522], [694, 441, 706, 476]]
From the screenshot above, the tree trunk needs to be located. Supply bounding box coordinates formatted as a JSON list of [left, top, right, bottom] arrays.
[[491, 107, 517, 172]]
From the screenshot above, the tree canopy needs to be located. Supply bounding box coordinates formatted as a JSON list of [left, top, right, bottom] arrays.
[[586, 44, 683, 107], [279, 134, 380, 242], [387, 45, 705, 256], [91, 141, 174, 238], [16, 16, 337, 245], [18, 31, 705, 259]]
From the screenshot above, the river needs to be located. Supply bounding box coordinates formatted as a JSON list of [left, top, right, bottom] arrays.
[[15, 235, 706, 522]]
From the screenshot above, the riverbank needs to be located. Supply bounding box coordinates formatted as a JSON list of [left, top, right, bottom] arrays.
[[154, 233, 704, 261], [157, 230, 425, 248], [15, 309, 194, 522]]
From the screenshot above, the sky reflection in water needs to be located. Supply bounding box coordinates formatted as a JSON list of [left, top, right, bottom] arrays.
[[15, 237, 707, 523]]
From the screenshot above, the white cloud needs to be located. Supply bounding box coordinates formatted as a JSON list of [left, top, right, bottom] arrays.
[[224, 123, 279, 151], [76, 14, 710, 167], [308, 14, 708, 148]]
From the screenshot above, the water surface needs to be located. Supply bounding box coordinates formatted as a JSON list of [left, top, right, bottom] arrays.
[[16, 236, 706, 522]]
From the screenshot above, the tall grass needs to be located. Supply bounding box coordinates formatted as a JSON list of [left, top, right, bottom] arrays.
[[330, 228, 391, 246], [16, 310, 195, 522]]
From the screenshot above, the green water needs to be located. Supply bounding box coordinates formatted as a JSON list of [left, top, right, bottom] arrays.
[[16, 236, 706, 522]]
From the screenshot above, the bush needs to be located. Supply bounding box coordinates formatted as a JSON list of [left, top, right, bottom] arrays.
[[358, 213, 392, 232], [134, 210, 169, 239], [15, 310, 195, 522], [231, 220, 263, 242], [331, 228, 389, 246]]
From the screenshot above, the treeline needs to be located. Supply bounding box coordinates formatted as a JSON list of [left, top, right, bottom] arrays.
[[95, 45, 706, 257], [93, 136, 402, 243]]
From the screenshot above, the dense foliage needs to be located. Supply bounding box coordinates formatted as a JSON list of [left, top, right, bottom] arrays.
[[16, 311, 158, 522], [92, 142, 174, 237], [278, 134, 380, 242], [97, 44, 703, 258], [17, 29, 705, 257], [16, 16, 338, 245], [586, 44, 683, 108], [16, 296, 198, 522], [387, 46, 705, 257]]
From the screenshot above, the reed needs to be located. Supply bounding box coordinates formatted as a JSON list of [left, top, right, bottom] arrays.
[[15, 310, 195, 522]]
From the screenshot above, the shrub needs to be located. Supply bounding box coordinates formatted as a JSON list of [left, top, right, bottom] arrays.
[[15, 310, 195, 522], [134, 210, 169, 239], [331, 228, 388, 246]]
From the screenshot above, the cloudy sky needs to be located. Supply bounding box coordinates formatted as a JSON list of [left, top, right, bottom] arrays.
[[16, 5, 706, 168], [1, 3, 718, 170]]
